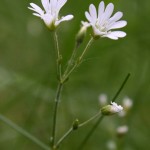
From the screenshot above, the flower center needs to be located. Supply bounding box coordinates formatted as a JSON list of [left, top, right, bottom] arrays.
[[96, 20, 109, 34]]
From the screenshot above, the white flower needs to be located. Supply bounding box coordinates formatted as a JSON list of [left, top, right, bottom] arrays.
[[107, 140, 116, 150], [117, 125, 128, 134], [118, 97, 133, 117], [98, 93, 108, 106], [28, 0, 74, 30], [101, 101, 123, 115], [84, 1, 127, 40], [123, 97, 133, 110], [110, 101, 123, 113]]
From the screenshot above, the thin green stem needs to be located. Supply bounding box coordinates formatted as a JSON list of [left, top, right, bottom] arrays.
[[79, 111, 101, 128], [54, 31, 62, 81], [111, 73, 131, 102], [78, 37, 94, 62], [62, 37, 94, 83], [51, 83, 63, 147], [55, 111, 101, 149], [78, 115, 104, 150], [0, 114, 49, 150], [62, 62, 78, 83], [63, 44, 78, 77], [55, 127, 73, 149]]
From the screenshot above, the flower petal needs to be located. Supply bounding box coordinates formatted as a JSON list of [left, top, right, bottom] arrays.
[[111, 31, 126, 37], [103, 31, 126, 40], [51, 0, 57, 14], [57, 0, 67, 13], [41, 0, 50, 12], [33, 13, 42, 17], [109, 11, 123, 24], [42, 13, 53, 26], [28, 3, 44, 15], [55, 14, 74, 26], [89, 4, 97, 23], [103, 3, 114, 20], [108, 20, 127, 30], [85, 11, 93, 24], [98, 1, 105, 20]]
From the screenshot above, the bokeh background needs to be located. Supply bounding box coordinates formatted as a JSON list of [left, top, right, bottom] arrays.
[[0, 0, 150, 149]]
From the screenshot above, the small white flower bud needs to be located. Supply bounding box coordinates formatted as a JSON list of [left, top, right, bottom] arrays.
[[116, 125, 128, 137], [101, 102, 123, 116], [118, 110, 126, 117], [76, 21, 90, 46], [123, 97, 133, 110], [98, 93, 108, 106], [106, 140, 116, 150]]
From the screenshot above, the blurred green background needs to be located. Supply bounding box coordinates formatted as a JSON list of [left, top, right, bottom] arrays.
[[0, 0, 150, 149]]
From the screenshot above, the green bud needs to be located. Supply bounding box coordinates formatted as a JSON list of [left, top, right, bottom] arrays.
[[76, 21, 90, 47], [76, 26, 87, 46], [101, 105, 113, 115], [72, 119, 79, 130]]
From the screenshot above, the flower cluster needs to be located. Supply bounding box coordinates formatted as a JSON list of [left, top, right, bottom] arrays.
[[99, 94, 133, 117], [28, 1, 127, 40]]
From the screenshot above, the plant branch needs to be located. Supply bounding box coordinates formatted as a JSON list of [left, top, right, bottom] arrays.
[[78, 73, 131, 149], [78, 37, 94, 62], [79, 111, 101, 128], [51, 83, 63, 147], [78, 115, 104, 150], [55, 127, 73, 149], [111, 73, 131, 102]]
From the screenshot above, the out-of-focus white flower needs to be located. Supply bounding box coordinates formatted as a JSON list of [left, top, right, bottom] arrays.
[[28, 0, 74, 30], [107, 140, 116, 150], [98, 93, 108, 106], [101, 101, 123, 115], [123, 97, 133, 110], [84, 1, 127, 40], [118, 97, 133, 117], [118, 110, 126, 117], [116, 125, 128, 137]]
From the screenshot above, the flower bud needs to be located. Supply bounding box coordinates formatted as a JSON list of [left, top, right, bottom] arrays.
[[72, 119, 79, 130], [101, 102, 123, 116], [106, 140, 116, 150], [123, 97, 133, 110], [76, 21, 90, 47], [98, 93, 108, 106], [116, 125, 128, 137]]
